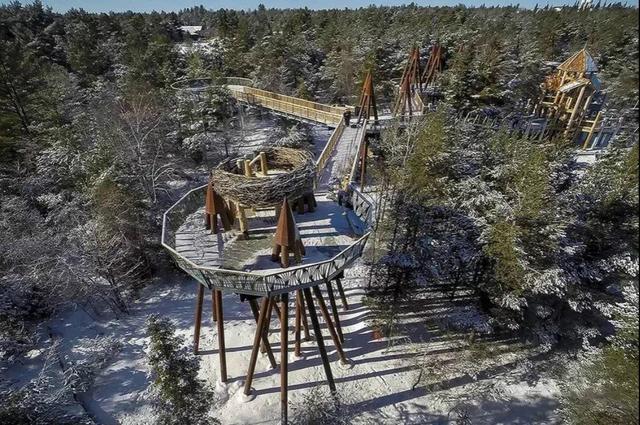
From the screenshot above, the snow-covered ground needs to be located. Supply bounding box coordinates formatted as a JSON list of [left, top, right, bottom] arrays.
[[2, 262, 562, 424]]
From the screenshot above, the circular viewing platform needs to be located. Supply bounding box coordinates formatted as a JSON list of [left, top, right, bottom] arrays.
[[162, 186, 372, 297]]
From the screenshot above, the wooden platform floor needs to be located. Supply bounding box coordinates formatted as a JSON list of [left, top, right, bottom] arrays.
[[174, 194, 361, 274]]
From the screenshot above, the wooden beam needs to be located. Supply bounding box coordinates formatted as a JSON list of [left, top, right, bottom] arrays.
[[211, 289, 217, 322], [193, 284, 204, 354], [245, 297, 272, 396], [325, 280, 344, 344], [294, 290, 302, 357], [335, 277, 349, 311], [312, 285, 348, 364], [298, 289, 311, 341], [302, 288, 336, 392], [214, 289, 227, 382], [280, 293, 289, 425], [248, 298, 277, 369]]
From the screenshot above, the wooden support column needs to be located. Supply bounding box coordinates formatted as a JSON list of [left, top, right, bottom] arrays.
[[294, 291, 302, 357], [359, 138, 368, 190], [312, 285, 348, 364], [214, 289, 227, 382], [582, 111, 602, 150], [243, 159, 254, 177], [298, 289, 311, 341], [236, 202, 249, 239], [302, 288, 336, 392], [259, 152, 268, 175], [565, 85, 587, 138], [325, 280, 344, 344], [335, 274, 349, 311], [280, 293, 289, 425], [248, 298, 277, 369], [193, 284, 204, 353], [245, 297, 272, 396], [211, 289, 217, 322]]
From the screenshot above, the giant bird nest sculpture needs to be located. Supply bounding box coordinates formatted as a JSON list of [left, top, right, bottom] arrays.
[[212, 147, 316, 208]]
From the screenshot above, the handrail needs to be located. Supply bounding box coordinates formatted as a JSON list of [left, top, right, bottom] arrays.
[[243, 87, 346, 115], [347, 120, 368, 185], [229, 87, 343, 126], [316, 117, 346, 174]]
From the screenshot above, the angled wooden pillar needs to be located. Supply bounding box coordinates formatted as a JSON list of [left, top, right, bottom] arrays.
[[325, 279, 344, 344], [214, 289, 227, 382], [312, 285, 348, 364], [359, 137, 368, 190], [356, 70, 379, 125], [298, 289, 311, 341], [335, 276, 349, 311], [271, 198, 305, 268], [248, 297, 277, 369], [245, 297, 272, 396], [280, 293, 289, 425], [193, 284, 205, 353], [211, 289, 217, 322], [421, 42, 444, 87], [582, 111, 602, 150], [393, 46, 421, 118], [294, 290, 303, 357], [205, 179, 233, 234], [302, 288, 336, 393]]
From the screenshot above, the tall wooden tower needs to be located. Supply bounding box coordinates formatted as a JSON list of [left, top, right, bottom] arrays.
[[534, 48, 603, 143]]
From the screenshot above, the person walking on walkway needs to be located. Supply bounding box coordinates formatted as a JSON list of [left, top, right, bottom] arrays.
[[343, 109, 351, 126]]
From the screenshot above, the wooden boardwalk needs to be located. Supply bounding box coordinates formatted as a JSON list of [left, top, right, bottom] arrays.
[[316, 124, 367, 192], [226, 81, 368, 194]]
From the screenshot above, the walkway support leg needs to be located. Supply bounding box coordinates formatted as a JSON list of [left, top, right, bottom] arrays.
[[211, 289, 217, 322], [294, 291, 302, 357], [194, 284, 204, 353], [312, 285, 348, 364], [245, 297, 272, 396], [335, 277, 349, 311], [298, 290, 311, 341], [303, 288, 336, 393], [214, 289, 227, 382], [280, 293, 289, 424], [325, 280, 344, 344], [248, 298, 277, 369]]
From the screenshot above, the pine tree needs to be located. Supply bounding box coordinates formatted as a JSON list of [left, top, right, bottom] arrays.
[[147, 315, 219, 425]]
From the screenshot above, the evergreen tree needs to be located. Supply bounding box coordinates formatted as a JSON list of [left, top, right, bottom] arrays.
[[147, 315, 219, 425]]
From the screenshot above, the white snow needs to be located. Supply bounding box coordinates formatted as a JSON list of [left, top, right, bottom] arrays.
[[2, 264, 562, 424]]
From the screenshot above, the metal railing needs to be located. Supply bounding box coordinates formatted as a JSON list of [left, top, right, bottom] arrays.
[[349, 184, 376, 229]]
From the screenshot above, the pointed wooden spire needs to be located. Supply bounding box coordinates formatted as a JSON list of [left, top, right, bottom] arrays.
[[393, 46, 422, 117], [356, 70, 378, 124], [271, 198, 305, 268], [421, 42, 444, 87], [204, 178, 233, 234]]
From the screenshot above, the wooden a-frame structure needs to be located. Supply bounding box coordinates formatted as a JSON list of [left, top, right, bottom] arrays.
[[356, 70, 378, 124], [393, 46, 422, 117]]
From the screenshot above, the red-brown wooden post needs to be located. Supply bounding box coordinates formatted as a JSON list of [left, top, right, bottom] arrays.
[[193, 285, 204, 353], [280, 293, 289, 424]]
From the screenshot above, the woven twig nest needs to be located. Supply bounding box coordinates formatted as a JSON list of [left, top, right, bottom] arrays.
[[211, 147, 316, 208]]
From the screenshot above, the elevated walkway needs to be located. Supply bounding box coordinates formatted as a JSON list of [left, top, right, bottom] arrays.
[[226, 82, 346, 126]]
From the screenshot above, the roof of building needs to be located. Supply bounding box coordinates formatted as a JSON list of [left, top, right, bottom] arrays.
[[180, 25, 203, 35], [558, 48, 598, 74]]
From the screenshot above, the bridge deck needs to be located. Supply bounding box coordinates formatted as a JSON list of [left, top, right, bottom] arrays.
[[316, 124, 367, 192], [173, 194, 359, 274]]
